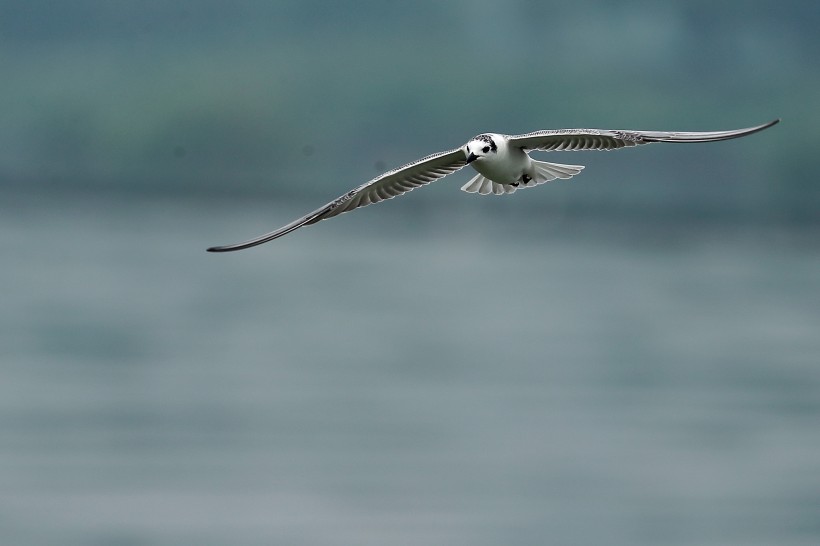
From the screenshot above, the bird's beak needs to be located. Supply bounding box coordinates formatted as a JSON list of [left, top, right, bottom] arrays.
[[466, 152, 478, 164]]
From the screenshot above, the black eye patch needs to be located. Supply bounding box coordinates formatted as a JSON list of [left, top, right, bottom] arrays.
[[482, 146, 490, 153]]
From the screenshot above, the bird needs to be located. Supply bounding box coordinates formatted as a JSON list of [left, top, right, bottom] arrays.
[[207, 119, 779, 252]]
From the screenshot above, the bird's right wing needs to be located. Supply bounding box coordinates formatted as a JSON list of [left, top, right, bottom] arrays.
[[207, 147, 467, 252]]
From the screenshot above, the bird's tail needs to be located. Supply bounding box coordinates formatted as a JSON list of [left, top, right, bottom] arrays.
[[460, 160, 585, 195], [531, 160, 585, 184], [460, 174, 513, 195]]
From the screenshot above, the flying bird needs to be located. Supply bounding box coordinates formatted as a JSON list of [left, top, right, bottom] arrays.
[[207, 119, 779, 252]]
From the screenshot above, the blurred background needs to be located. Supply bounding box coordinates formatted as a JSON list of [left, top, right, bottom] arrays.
[[2, 1, 819, 545]]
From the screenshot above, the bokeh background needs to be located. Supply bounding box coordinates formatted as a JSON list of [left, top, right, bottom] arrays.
[[2, 1, 819, 545]]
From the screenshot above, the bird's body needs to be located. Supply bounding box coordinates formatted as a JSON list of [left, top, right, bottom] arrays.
[[461, 132, 585, 195], [207, 119, 779, 252], [468, 133, 528, 184]]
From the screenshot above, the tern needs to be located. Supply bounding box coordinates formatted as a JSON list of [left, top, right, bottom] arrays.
[[207, 119, 779, 252]]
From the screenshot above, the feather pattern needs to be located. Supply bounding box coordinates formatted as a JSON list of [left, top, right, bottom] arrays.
[[206, 148, 466, 252], [508, 120, 779, 152]]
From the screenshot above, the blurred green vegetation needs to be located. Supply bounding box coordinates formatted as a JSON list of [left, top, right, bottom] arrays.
[[1, 0, 817, 223]]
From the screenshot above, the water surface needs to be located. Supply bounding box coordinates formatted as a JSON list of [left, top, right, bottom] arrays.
[[2, 197, 819, 546]]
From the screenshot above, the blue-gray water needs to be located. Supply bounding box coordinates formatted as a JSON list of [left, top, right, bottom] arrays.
[[2, 196, 818, 546]]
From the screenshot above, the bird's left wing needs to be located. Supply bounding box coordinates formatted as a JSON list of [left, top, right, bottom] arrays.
[[507, 119, 780, 152], [207, 147, 467, 252]]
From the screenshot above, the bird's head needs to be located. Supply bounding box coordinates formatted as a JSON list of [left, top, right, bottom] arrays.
[[464, 134, 498, 164]]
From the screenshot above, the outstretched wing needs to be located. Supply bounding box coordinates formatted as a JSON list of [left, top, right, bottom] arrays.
[[207, 148, 467, 252], [508, 119, 779, 152]]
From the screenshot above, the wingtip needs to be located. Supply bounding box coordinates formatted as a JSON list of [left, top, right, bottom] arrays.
[[748, 118, 780, 135], [206, 243, 253, 253]]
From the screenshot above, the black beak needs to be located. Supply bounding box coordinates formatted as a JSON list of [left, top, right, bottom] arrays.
[[466, 152, 478, 164]]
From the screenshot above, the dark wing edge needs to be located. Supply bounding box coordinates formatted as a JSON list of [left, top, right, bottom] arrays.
[[205, 201, 339, 252], [206, 148, 467, 252], [635, 118, 780, 143], [508, 119, 780, 152]]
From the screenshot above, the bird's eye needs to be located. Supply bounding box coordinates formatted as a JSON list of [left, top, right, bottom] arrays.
[[482, 146, 490, 153]]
